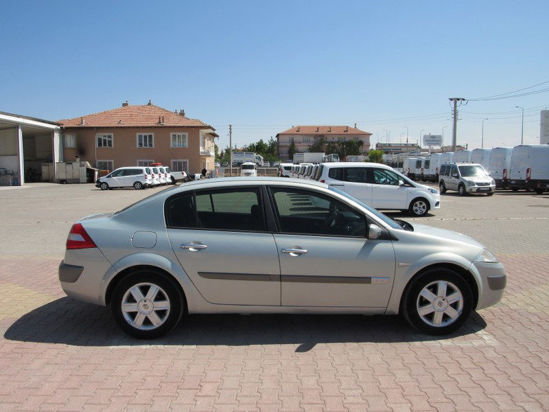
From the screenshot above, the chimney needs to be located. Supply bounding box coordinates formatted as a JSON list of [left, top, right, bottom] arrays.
[[147, 99, 152, 106], [315, 127, 319, 132], [158, 116, 162, 124], [296, 127, 300, 132], [122, 100, 129, 107], [179, 109, 185, 116], [80, 117, 85, 125], [354, 123, 357, 128], [345, 126, 349, 132], [161, 116, 165, 124]]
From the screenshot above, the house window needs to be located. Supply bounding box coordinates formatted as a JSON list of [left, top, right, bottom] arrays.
[[137, 160, 154, 166], [96, 134, 113, 148], [97, 160, 113, 171], [172, 159, 189, 172], [302, 137, 311, 143], [171, 133, 188, 148], [64, 134, 76, 148], [137, 133, 154, 148]]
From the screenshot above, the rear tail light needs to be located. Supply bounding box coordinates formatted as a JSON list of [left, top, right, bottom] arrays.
[[503, 168, 507, 179], [526, 168, 531, 180], [66, 223, 96, 249], [320, 179, 325, 183]]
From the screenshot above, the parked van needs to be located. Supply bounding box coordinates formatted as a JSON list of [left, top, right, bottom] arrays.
[[439, 152, 454, 166], [403, 157, 419, 179], [439, 163, 495, 196], [426, 153, 442, 181], [240, 162, 257, 177], [278, 163, 293, 177], [509, 145, 549, 194], [316, 162, 440, 216], [487, 147, 512, 188], [453, 150, 472, 163], [95, 166, 152, 190], [471, 149, 491, 170]]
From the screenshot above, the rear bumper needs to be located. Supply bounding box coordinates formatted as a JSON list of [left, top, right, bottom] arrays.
[[59, 260, 84, 283]]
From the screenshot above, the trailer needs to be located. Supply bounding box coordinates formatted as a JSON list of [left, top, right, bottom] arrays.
[[453, 150, 472, 163], [487, 147, 512, 188], [425, 153, 442, 181], [471, 148, 491, 170], [293, 152, 325, 164], [509, 145, 549, 193]]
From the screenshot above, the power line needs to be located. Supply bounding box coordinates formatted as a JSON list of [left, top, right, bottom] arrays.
[[467, 80, 549, 101]]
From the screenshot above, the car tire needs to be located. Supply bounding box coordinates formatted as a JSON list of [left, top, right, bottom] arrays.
[[512, 187, 519, 192], [111, 269, 184, 339], [100, 182, 109, 191], [409, 198, 429, 217], [458, 184, 466, 196], [402, 268, 473, 335], [439, 182, 447, 194], [487, 192, 494, 196], [171, 176, 176, 185], [133, 181, 143, 190], [535, 188, 544, 195]]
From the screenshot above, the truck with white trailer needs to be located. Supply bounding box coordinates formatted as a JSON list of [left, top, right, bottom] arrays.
[[487, 147, 512, 188], [509, 144, 549, 194], [293, 152, 325, 164]]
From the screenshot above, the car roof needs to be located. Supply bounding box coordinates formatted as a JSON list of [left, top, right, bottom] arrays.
[[178, 177, 328, 190], [321, 162, 392, 169]]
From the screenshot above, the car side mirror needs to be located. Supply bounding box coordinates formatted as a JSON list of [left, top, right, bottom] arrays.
[[368, 223, 383, 240], [399, 179, 405, 186]]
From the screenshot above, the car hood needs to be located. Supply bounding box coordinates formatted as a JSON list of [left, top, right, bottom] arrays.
[[462, 175, 492, 183], [410, 223, 484, 249]]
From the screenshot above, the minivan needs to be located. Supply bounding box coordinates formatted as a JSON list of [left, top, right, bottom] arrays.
[[96, 166, 152, 190], [439, 163, 495, 196], [316, 162, 440, 216]]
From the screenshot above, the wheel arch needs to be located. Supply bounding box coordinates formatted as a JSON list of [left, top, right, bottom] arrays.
[[409, 196, 431, 212], [397, 262, 479, 315]]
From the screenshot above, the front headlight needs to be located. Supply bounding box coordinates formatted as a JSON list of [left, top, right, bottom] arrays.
[[474, 249, 499, 263], [428, 188, 438, 194]]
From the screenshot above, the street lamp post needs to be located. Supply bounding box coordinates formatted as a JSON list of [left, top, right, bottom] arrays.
[[481, 118, 488, 149], [515, 106, 524, 145]]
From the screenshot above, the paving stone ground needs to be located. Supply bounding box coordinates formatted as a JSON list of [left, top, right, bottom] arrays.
[[1, 183, 548, 411]]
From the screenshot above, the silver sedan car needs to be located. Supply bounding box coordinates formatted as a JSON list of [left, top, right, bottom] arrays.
[[59, 178, 506, 338]]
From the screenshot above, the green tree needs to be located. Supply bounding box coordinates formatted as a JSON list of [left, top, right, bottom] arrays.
[[308, 137, 325, 153], [325, 139, 363, 160], [288, 139, 296, 160], [367, 149, 384, 163]]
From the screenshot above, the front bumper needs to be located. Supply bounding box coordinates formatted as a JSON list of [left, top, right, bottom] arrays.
[[473, 261, 506, 309], [466, 184, 496, 194]]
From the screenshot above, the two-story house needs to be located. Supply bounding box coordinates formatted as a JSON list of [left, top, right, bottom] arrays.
[[58, 101, 217, 174]]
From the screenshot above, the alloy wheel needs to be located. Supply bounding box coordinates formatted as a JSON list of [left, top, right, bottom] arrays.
[[121, 282, 171, 330], [416, 280, 463, 328]]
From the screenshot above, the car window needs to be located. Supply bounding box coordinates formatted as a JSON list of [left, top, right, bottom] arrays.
[[110, 169, 124, 177], [458, 165, 488, 177], [165, 192, 196, 228], [269, 187, 366, 237], [424, 160, 430, 169], [314, 165, 324, 180], [195, 188, 265, 231], [344, 167, 368, 183], [145, 167, 151, 174], [450, 165, 458, 176], [415, 160, 422, 168], [371, 168, 400, 185], [328, 167, 344, 181]]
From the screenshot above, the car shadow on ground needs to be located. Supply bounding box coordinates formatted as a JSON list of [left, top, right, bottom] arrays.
[[4, 297, 487, 351]]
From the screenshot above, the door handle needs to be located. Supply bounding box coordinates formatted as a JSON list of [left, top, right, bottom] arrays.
[[281, 248, 308, 256], [330, 184, 344, 187], [180, 243, 208, 252]]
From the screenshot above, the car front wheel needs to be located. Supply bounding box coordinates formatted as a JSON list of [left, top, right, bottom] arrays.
[[458, 184, 466, 196], [100, 182, 109, 190], [111, 270, 183, 339], [133, 181, 143, 190], [439, 182, 447, 194], [409, 198, 429, 217], [402, 268, 473, 335]]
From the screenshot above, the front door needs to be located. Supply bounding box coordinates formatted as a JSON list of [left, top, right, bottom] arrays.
[[268, 186, 395, 308], [166, 187, 280, 306], [369, 168, 408, 209]]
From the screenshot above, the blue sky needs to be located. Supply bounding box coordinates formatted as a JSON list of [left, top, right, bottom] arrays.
[[1, 0, 548, 151]]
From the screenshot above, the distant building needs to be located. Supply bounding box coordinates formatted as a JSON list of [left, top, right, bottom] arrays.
[[541, 110, 549, 144], [58, 101, 218, 174], [376, 142, 421, 154], [276, 125, 371, 161]]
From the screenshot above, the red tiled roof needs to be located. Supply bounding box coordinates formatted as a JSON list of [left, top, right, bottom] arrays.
[[277, 125, 371, 136], [58, 103, 214, 129]]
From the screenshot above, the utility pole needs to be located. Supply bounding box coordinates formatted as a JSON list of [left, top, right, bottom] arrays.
[[449, 97, 465, 152], [481, 118, 488, 149], [229, 124, 233, 176], [515, 106, 524, 145]]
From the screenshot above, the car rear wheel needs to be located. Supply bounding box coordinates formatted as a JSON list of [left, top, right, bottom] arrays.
[[439, 182, 447, 194], [535, 188, 544, 195], [133, 181, 143, 190], [458, 184, 466, 196], [402, 268, 473, 335], [409, 198, 429, 217], [111, 270, 183, 339], [100, 182, 109, 190]]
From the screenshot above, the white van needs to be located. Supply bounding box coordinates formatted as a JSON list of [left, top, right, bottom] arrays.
[[487, 147, 512, 188], [95, 166, 152, 190], [453, 150, 472, 163], [426, 153, 442, 182], [403, 157, 419, 179], [439, 163, 495, 196], [471, 149, 491, 170], [509, 145, 549, 193], [316, 162, 440, 216], [278, 163, 293, 177], [439, 152, 454, 166], [240, 162, 257, 177]]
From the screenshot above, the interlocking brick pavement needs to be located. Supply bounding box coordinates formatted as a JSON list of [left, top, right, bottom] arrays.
[[0, 184, 548, 411]]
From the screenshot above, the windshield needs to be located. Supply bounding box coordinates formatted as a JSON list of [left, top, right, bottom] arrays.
[[329, 187, 401, 230], [459, 165, 488, 177], [242, 164, 255, 170]]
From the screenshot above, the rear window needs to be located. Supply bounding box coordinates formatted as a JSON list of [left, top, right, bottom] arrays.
[[314, 165, 324, 180], [145, 167, 151, 174], [328, 167, 344, 181], [242, 164, 255, 170]]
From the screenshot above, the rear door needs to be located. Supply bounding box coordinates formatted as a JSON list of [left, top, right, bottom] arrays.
[[166, 186, 280, 306], [341, 167, 373, 205], [268, 186, 395, 308]]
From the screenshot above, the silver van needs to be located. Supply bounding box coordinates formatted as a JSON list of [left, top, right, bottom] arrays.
[[439, 163, 495, 196]]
